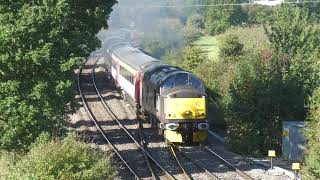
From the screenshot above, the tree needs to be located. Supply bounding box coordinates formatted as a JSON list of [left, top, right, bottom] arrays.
[[205, 0, 245, 34], [265, 5, 320, 58], [219, 34, 244, 57], [226, 5, 320, 155], [303, 87, 320, 180], [182, 45, 208, 72], [0, 0, 117, 151], [243, 4, 274, 25]]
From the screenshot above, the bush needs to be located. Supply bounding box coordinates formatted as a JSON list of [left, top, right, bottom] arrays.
[[186, 14, 205, 30], [226, 54, 282, 156], [219, 34, 244, 58], [205, 0, 245, 35], [302, 88, 320, 180], [181, 45, 208, 71], [242, 4, 274, 25], [226, 50, 319, 156], [195, 60, 237, 129], [1, 133, 117, 180], [183, 15, 204, 44]]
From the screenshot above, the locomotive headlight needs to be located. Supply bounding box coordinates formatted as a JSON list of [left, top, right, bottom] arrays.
[[197, 123, 209, 131], [165, 123, 179, 131]]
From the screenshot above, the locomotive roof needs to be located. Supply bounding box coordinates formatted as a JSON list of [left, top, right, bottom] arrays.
[[111, 45, 162, 70]]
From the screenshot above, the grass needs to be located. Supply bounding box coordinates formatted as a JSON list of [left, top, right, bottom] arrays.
[[224, 26, 270, 53], [193, 36, 220, 61], [193, 26, 270, 61]]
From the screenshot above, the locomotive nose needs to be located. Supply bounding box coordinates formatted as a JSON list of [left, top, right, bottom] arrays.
[[164, 98, 206, 120]]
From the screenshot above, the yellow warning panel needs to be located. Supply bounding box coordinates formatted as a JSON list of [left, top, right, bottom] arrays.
[[164, 130, 183, 143], [268, 150, 276, 157], [292, 163, 301, 170], [164, 98, 206, 119]]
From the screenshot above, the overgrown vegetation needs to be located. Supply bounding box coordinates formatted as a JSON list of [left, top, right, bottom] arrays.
[[303, 88, 320, 180], [205, 0, 245, 35], [0, 0, 117, 177], [219, 34, 243, 58], [0, 0, 116, 151], [225, 5, 320, 156], [0, 133, 117, 179]]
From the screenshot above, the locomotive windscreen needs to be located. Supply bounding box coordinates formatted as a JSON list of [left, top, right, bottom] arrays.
[[161, 73, 204, 90]]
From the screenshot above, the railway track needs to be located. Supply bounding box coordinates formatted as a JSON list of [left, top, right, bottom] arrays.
[[175, 144, 255, 180], [170, 143, 220, 180], [78, 57, 175, 179], [202, 146, 254, 180], [78, 55, 257, 180]]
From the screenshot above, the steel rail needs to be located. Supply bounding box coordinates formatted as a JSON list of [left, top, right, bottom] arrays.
[[170, 144, 220, 180], [169, 144, 192, 180], [77, 66, 141, 180], [137, 119, 157, 179], [203, 146, 254, 180], [91, 62, 176, 180]]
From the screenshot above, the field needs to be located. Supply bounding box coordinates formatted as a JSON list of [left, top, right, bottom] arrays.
[[194, 26, 270, 61], [193, 36, 220, 61]]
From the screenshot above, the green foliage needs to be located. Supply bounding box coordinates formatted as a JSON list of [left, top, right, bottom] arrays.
[[265, 5, 320, 58], [0, 0, 117, 151], [219, 34, 244, 58], [195, 59, 238, 128], [141, 18, 184, 59], [303, 87, 320, 180], [1, 133, 117, 180], [226, 55, 280, 155], [181, 46, 208, 72], [223, 4, 320, 156], [223, 26, 270, 53], [183, 14, 205, 44], [187, 14, 205, 30], [226, 49, 319, 156], [193, 36, 220, 61], [205, 0, 245, 35], [243, 4, 275, 25]]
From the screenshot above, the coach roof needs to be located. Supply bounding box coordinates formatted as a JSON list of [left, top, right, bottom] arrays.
[[111, 45, 161, 70]]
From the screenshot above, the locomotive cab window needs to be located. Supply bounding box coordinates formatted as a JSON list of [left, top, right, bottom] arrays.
[[162, 73, 204, 90]]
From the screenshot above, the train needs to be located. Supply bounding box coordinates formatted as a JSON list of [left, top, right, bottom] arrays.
[[102, 29, 209, 143]]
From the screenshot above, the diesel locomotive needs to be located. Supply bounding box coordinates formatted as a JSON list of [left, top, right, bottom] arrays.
[[102, 30, 209, 143]]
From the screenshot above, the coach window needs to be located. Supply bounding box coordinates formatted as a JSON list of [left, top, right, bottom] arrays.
[[120, 66, 134, 84]]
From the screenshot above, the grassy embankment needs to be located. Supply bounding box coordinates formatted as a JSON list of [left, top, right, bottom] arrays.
[[193, 26, 269, 61]]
